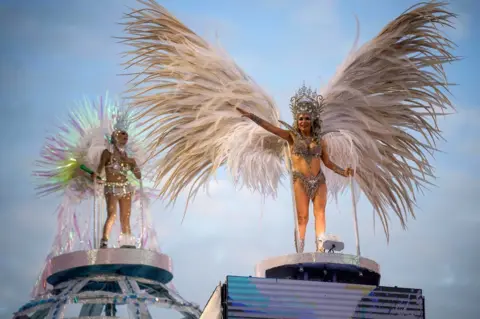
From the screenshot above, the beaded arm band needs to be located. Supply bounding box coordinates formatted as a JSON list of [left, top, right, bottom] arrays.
[[331, 163, 347, 177], [250, 113, 263, 125]]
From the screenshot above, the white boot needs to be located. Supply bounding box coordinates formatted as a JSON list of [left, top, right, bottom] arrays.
[[118, 233, 136, 248], [316, 237, 325, 253], [298, 239, 305, 253], [295, 236, 305, 253], [294, 229, 305, 253]]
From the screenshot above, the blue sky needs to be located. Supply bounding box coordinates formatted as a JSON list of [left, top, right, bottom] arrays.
[[0, 0, 479, 318]]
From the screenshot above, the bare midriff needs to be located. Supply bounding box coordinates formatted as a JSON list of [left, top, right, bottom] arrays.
[[105, 152, 130, 183]]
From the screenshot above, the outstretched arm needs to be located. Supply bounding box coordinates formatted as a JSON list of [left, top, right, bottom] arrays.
[[236, 107, 292, 142], [321, 138, 354, 177]]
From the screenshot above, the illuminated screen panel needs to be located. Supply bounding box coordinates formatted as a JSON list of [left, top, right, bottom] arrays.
[[224, 276, 425, 319]]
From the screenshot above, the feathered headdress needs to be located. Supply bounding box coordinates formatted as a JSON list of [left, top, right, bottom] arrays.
[[31, 93, 158, 298], [289, 84, 325, 122], [33, 94, 148, 196]]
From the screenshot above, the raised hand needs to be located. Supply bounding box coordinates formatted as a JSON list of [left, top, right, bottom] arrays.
[[91, 173, 104, 184], [345, 167, 355, 177]]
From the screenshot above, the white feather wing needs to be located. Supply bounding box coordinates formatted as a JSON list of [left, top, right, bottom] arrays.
[[122, 0, 286, 205], [319, 2, 457, 238]]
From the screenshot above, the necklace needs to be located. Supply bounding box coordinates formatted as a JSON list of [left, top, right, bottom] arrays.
[[300, 134, 314, 144], [296, 134, 316, 167]]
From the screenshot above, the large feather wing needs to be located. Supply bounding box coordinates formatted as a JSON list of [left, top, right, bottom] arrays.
[[319, 2, 458, 238], [33, 94, 149, 197], [33, 97, 104, 197], [122, 0, 286, 206]]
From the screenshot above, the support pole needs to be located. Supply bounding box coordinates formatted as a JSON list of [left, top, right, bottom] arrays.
[[350, 177, 361, 257]]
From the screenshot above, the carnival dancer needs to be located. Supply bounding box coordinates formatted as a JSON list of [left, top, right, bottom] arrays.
[[31, 94, 158, 297], [92, 122, 142, 248], [121, 1, 458, 253]]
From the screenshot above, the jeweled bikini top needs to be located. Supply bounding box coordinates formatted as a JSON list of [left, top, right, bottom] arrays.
[[278, 120, 323, 165], [105, 152, 131, 175], [291, 134, 322, 164]]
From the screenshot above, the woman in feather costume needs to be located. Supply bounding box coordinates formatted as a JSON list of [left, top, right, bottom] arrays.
[[31, 94, 159, 297], [237, 90, 354, 252], [93, 124, 143, 248], [122, 1, 457, 253]]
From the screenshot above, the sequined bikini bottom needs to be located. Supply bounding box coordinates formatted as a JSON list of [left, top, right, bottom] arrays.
[[104, 181, 134, 199], [292, 170, 326, 199]]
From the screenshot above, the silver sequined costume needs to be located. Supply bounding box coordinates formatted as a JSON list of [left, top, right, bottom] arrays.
[[104, 152, 134, 198], [289, 132, 326, 199]]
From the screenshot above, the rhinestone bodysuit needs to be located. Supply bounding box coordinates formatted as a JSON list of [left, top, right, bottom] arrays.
[[289, 131, 326, 199], [104, 152, 134, 198], [291, 135, 322, 165], [101, 150, 134, 244]]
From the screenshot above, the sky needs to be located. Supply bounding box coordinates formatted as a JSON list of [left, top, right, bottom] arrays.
[[0, 0, 479, 318]]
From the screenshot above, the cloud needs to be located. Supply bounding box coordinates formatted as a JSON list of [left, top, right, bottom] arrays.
[[445, 0, 477, 42], [439, 106, 480, 155], [181, 13, 239, 43], [0, 1, 122, 60], [0, 199, 57, 317], [156, 178, 291, 242], [449, 12, 471, 41], [286, 0, 355, 64], [256, 0, 291, 10], [290, 0, 338, 28]]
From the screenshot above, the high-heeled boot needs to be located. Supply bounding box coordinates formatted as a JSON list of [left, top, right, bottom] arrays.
[[298, 239, 305, 253], [316, 237, 325, 253], [100, 238, 108, 249], [295, 233, 305, 253]]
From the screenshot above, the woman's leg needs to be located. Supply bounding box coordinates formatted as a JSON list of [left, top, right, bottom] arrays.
[[293, 180, 310, 252], [312, 183, 328, 252], [118, 196, 132, 235], [101, 194, 118, 247]]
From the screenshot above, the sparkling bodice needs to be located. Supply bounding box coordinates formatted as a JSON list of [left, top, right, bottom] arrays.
[[105, 152, 131, 175], [291, 135, 322, 164]]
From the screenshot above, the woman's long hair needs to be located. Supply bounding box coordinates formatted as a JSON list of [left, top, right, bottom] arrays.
[[110, 130, 128, 146], [293, 114, 323, 141]]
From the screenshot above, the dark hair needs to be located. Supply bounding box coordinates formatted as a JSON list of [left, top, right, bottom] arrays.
[[111, 130, 127, 145]]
